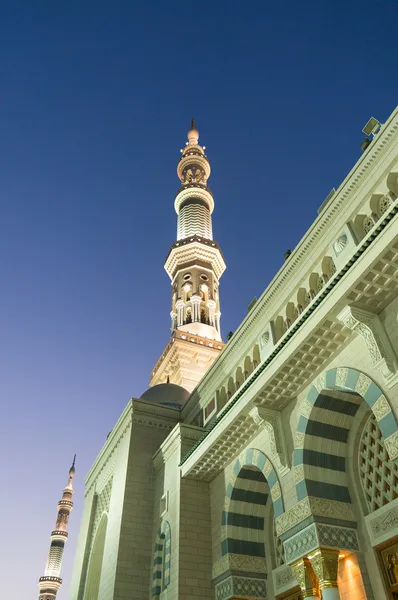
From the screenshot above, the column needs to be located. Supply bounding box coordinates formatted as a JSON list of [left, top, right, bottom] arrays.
[[290, 557, 319, 599], [175, 300, 184, 327], [191, 294, 201, 322], [207, 299, 216, 326], [309, 548, 340, 600], [215, 311, 221, 333]]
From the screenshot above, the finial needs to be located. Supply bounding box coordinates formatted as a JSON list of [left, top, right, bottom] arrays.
[[69, 454, 76, 475], [187, 118, 199, 145], [166, 375, 170, 384]]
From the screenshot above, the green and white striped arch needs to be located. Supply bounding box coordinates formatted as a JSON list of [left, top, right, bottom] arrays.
[[293, 367, 398, 511], [152, 520, 171, 597], [222, 448, 284, 560]]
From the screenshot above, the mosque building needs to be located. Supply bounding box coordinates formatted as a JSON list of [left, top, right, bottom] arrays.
[[40, 109, 398, 599]]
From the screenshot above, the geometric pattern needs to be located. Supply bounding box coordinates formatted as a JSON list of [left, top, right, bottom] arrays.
[[283, 521, 360, 564], [215, 575, 268, 600], [359, 412, 398, 513], [152, 520, 171, 597], [293, 367, 398, 510]]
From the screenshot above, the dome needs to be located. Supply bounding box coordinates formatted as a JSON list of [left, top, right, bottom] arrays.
[[140, 383, 190, 408]]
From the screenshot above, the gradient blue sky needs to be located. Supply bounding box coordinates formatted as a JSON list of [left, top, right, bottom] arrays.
[[1, 2, 397, 597]]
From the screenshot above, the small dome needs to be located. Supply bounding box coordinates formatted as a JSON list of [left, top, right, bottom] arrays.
[[140, 383, 190, 407]]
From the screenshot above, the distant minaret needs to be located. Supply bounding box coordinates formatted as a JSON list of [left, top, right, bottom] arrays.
[[150, 120, 226, 392], [38, 457, 76, 600]]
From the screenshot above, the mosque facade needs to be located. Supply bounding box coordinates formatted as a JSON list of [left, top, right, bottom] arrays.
[[47, 109, 398, 599]]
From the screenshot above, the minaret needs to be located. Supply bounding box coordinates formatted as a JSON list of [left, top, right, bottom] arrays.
[[38, 456, 76, 600], [150, 120, 226, 392]]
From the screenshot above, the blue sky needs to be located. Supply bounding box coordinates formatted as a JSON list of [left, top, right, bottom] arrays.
[[1, 2, 397, 597]]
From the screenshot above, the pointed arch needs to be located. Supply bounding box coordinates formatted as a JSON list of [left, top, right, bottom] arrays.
[[293, 367, 398, 509], [152, 520, 171, 597], [83, 512, 108, 600]]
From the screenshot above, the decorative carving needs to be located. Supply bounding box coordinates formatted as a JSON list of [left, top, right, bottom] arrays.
[[290, 558, 318, 598], [275, 497, 356, 537], [273, 564, 298, 594], [385, 431, 398, 461], [248, 407, 289, 473], [337, 306, 398, 387], [260, 331, 270, 347], [309, 548, 339, 590], [333, 234, 348, 255], [335, 367, 348, 388], [212, 554, 267, 579], [284, 524, 318, 563], [215, 575, 267, 600]]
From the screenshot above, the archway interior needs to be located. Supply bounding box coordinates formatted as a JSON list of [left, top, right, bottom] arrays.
[[222, 465, 283, 581]]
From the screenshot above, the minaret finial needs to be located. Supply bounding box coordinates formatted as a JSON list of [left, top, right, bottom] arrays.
[[191, 117, 195, 130]]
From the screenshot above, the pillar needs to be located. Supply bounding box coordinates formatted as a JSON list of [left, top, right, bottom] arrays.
[[191, 294, 201, 322], [175, 300, 184, 327], [207, 299, 216, 326], [290, 557, 319, 599], [309, 548, 340, 600]]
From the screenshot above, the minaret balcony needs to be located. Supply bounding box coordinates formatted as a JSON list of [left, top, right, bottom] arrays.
[[58, 499, 73, 509], [51, 530, 68, 541], [39, 576, 63, 591]]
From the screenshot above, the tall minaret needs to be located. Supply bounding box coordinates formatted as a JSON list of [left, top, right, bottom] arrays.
[[38, 457, 76, 600], [150, 120, 226, 392]]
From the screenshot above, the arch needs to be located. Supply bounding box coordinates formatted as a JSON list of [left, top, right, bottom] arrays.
[[227, 377, 235, 400], [244, 355, 253, 379], [321, 255, 336, 280], [222, 449, 285, 557], [152, 520, 171, 597], [293, 367, 398, 508], [235, 366, 243, 389], [83, 512, 108, 600], [252, 344, 261, 368], [274, 315, 285, 341]]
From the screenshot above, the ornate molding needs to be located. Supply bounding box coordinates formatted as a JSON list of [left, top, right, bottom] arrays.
[[365, 497, 398, 547], [290, 558, 318, 598], [308, 548, 339, 590], [248, 406, 290, 475], [272, 564, 299, 597], [284, 522, 359, 565], [337, 306, 398, 388]]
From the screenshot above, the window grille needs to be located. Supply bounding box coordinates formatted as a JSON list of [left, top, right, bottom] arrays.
[[359, 413, 398, 513]]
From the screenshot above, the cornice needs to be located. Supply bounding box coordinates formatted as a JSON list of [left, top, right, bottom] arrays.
[[165, 239, 226, 279], [181, 106, 398, 418], [153, 423, 204, 473], [85, 400, 133, 493]]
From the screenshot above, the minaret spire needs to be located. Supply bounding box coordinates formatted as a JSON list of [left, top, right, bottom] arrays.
[[38, 458, 76, 600], [150, 121, 226, 392]]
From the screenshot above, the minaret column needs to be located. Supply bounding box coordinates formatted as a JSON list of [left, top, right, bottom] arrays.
[[38, 457, 76, 600], [175, 300, 185, 327], [207, 299, 216, 327], [191, 294, 201, 322]]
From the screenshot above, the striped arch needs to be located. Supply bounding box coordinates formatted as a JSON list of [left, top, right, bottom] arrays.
[[293, 367, 398, 510], [152, 520, 171, 597], [222, 448, 285, 560]]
